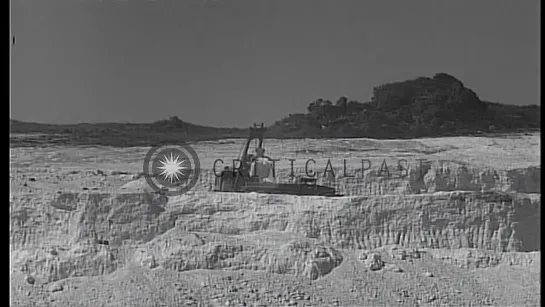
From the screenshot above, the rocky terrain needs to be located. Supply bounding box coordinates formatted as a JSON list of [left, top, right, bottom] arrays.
[[10, 73, 541, 147], [10, 133, 541, 306]]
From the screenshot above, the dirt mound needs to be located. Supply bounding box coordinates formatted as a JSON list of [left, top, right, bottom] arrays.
[[133, 230, 343, 280]]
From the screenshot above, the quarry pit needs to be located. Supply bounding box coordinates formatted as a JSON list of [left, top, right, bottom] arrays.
[[10, 134, 540, 306]]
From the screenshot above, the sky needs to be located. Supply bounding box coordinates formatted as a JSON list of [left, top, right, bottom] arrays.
[[10, 0, 540, 128]]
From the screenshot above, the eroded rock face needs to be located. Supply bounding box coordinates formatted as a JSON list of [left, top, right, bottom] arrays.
[[180, 191, 538, 252], [10, 185, 540, 283], [197, 163, 540, 196], [9, 135, 541, 285], [427, 248, 541, 269], [11, 243, 118, 283], [388, 245, 420, 260], [132, 230, 344, 280]]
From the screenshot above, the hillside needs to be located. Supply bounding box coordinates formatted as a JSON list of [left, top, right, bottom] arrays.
[[268, 73, 540, 139], [10, 73, 540, 147], [10, 117, 247, 147]]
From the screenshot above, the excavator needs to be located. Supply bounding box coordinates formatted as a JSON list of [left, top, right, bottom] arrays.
[[213, 123, 340, 197]]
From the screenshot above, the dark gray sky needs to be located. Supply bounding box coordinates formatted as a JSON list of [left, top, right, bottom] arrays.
[[11, 0, 540, 128]]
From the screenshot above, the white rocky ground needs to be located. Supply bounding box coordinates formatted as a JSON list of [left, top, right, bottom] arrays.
[[10, 133, 541, 306]]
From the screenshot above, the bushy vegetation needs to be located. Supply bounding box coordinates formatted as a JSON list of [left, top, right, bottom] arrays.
[[268, 73, 540, 139], [10, 73, 540, 147]]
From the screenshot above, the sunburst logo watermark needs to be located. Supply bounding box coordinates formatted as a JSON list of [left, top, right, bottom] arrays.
[[157, 153, 188, 183], [143, 144, 201, 196]]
